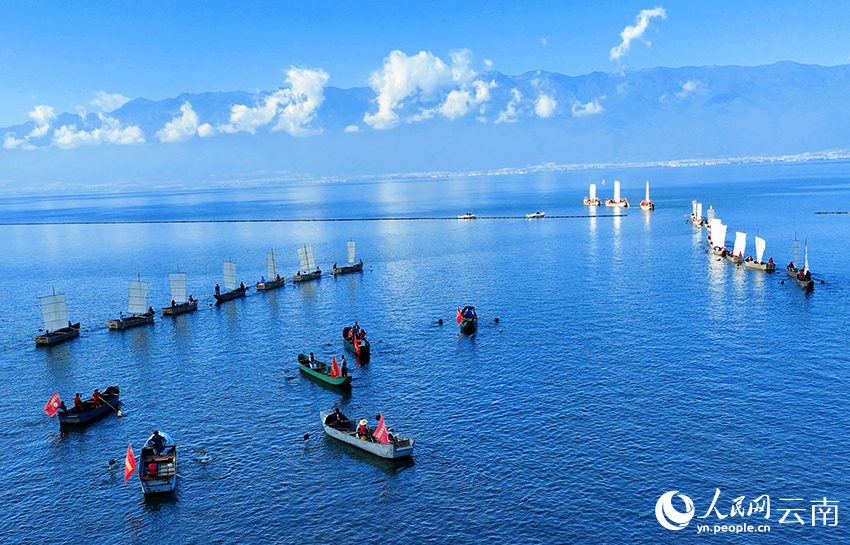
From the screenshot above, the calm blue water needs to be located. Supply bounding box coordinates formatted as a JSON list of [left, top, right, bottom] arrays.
[[2, 162, 850, 544]]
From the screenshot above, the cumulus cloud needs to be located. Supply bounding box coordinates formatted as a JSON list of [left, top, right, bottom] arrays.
[[52, 114, 145, 149], [344, 125, 361, 132], [610, 7, 666, 61], [198, 123, 216, 138], [217, 67, 329, 136], [572, 98, 605, 117], [676, 79, 708, 98], [363, 49, 491, 129], [3, 134, 36, 150], [156, 102, 200, 142], [496, 89, 522, 124], [535, 94, 557, 118], [2, 105, 57, 149], [91, 91, 131, 112]]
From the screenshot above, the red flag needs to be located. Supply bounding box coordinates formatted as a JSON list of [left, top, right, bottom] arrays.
[[331, 356, 340, 379], [124, 444, 136, 481], [456, 307, 462, 324], [372, 413, 389, 445], [44, 392, 61, 418], [354, 331, 360, 355]]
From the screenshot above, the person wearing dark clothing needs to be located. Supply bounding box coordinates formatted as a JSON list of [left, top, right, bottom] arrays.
[[150, 430, 166, 454]]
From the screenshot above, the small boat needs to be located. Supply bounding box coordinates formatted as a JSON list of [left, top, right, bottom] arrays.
[[708, 220, 727, 256], [744, 236, 776, 272], [458, 305, 478, 333], [320, 410, 414, 459], [583, 183, 602, 206], [640, 181, 654, 211], [605, 180, 629, 208], [214, 260, 248, 302], [333, 241, 364, 275], [298, 353, 352, 387], [689, 200, 704, 226], [162, 271, 198, 315], [256, 250, 285, 290], [139, 431, 178, 495], [458, 212, 476, 219], [726, 231, 746, 264], [57, 386, 120, 426], [526, 211, 545, 218], [34, 290, 80, 346], [787, 242, 814, 291], [343, 326, 370, 359], [293, 245, 322, 283], [706, 205, 716, 225], [106, 277, 155, 330]]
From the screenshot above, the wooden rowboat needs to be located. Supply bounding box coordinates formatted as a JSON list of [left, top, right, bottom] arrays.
[[106, 311, 155, 330], [459, 305, 478, 333], [34, 322, 80, 346], [320, 410, 414, 459], [298, 354, 351, 387], [214, 286, 247, 303], [139, 431, 177, 495], [162, 300, 198, 316], [58, 386, 120, 426], [343, 327, 370, 359], [256, 278, 285, 291], [333, 261, 364, 276]]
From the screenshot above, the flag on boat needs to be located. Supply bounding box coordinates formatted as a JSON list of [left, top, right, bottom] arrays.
[[354, 332, 360, 355], [124, 444, 136, 481], [44, 392, 61, 417], [372, 414, 389, 445], [331, 356, 340, 379], [456, 307, 462, 324]]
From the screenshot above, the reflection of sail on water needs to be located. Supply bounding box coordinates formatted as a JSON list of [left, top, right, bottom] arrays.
[[266, 252, 277, 279], [223, 261, 237, 291], [755, 236, 767, 263], [298, 245, 316, 272], [169, 273, 187, 303], [347, 241, 356, 265], [40, 293, 69, 331], [128, 280, 148, 314]]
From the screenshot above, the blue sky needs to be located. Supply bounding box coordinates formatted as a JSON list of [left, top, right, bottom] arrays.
[[1, 1, 849, 127]]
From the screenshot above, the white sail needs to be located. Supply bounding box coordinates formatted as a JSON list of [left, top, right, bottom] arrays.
[[732, 232, 746, 257], [223, 261, 237, 291], [804, 243, 809, 272], [755, 236, 766, 263], [709, 218, 722, 236], [645, 181, 650, 202], [613, 180, 621, 202], [347, 241, 356, 265], [590, 183, 597, 200], [169, 273, 187, 303], [707, 206, 715, 222], [265, 252, 277, 280], [40, 293, 69, 331], [691, 200, 697, 216], [696, 202, 703, 219], [297, 246, 310, 272], [792, 236, 800, 266], [713, 223, 727, 248], [128, 280, 148, 315]]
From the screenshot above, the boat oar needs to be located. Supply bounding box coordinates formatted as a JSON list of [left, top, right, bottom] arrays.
[[99, 397, 122, 417]]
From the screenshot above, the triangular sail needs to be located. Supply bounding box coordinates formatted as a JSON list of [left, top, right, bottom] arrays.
[[613, 180, 621, 201], [590, 183, 597, 200], [755, 236, 766, 263], [40, 293, 69, 331], [265, 252, 277, 279], [732, 232, 746, 256], [128, 280, 148, 315], [713, 223, 727, 248], [169, 273, 187, 303], [223, 261, 237, 291], [347, 241, 356, 265], [645, 181, 650, 201]]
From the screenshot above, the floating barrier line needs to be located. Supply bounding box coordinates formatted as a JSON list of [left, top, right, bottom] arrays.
[[2, 215, 626, 226], [814, 211, 849, 214]]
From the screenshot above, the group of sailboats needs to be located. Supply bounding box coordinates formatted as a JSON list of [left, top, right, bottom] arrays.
[[584, 180, 654, 209], [690, 200, 705, 225], [704, 210, 782, 274]]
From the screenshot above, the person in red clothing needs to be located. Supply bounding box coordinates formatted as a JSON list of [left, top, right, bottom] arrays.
[[74, 393, 84, 412], [148, 462, 157, 477], [92, 389, 101, 408], [357, 419, 369, 440]]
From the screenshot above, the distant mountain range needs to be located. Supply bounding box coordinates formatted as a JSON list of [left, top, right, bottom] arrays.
[[3, 61, 850, 190]]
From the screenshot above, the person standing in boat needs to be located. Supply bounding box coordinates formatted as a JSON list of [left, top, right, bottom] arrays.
[[150, 430, 166, 455], [189, 295, 194, 303], [92, 389, 101, 409], [260, 276, 265, 284], [215, 284, 221, 295], [74, 393, 83, 412], [341, 355, 348, 377]]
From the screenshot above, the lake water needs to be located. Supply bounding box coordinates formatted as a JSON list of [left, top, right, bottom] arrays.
[[2, 162, 850, 544]]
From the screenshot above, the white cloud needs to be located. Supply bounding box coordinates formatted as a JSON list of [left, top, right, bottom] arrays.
[[363, 49, 487, 129], [217, 67, 329, 136], [344, 125, 361, 132], [572, 98, 605, 117], [535, 94, 557, 118], [676, 79, 707, 98], [91, 91, 131, 112], [2, 105, 57, 149], [198, 123, 216, 138], [3, 134, 36, 150], [52, 114, 145, 149], [156, 102, 200, 142], [484, 59, 493, 67], [610, 7, 667, 61], [541, 38, 548, 46], [496, 89, 522, 123]]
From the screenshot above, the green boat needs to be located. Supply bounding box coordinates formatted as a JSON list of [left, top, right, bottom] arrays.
[[297, 353, 352, 387]]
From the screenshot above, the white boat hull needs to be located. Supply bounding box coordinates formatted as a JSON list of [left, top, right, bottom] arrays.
[[605, 199, 629, 208], [583, 198, 601, 206], [320, 411, 413, 459], [744, 261, 776, 272]]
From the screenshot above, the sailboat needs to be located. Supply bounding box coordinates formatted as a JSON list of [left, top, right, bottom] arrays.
[[333, 241, 364, 276], [708, 220, 727, 256], [583, 182, 601, 206], [706, 205, 716, 229], [787, 240, 814, 290], [34, 289, 80, 346], [605, 180, 629, 208], [256, 250, 285, 290], [214, 260, 247, 302], [744, 236, 776, 272], [106, 277, 155, 330], [727, 232, 746, 264], [640, 181, 654, 211], [162, 271, 198, 315], [293, 245, 322, 283]]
